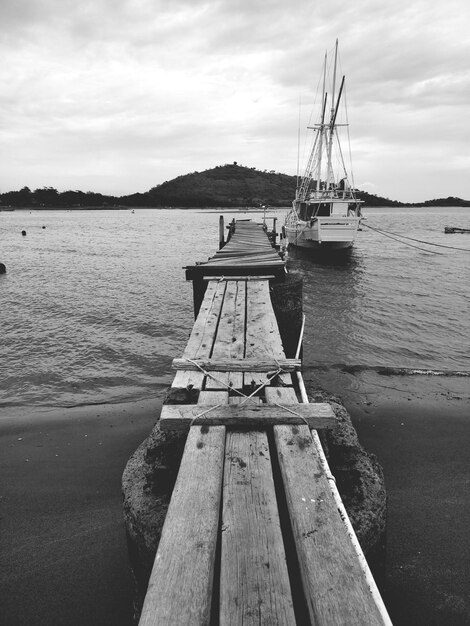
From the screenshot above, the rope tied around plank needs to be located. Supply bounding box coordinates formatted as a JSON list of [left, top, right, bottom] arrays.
[[183, 357, 312, 429]]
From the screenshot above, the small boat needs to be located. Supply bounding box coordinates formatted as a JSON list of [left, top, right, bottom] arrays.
[[444, 226, 470, 234], [285, 40, 363, 252]]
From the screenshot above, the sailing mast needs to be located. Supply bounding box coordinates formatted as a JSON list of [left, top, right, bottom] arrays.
[[297, 51, 328, 202], [326, 39, 339, 191], [316, 51, 328, 197]]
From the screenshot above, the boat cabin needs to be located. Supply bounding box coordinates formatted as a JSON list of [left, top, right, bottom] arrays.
[[295, 200, 357, 221]]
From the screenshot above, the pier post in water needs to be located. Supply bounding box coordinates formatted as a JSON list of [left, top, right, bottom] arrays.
[[219, 214, 225, 249]]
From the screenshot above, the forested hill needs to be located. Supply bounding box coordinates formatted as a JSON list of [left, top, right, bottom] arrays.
[[1, 163, 469, 208], [141, 163, 296, 207], [125, 163, 403, 208]]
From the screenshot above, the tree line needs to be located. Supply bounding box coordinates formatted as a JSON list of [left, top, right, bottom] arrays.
[[1, 165, 468, 208]]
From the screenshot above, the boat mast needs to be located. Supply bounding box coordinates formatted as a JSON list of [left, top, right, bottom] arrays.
[[326, 39, 339, 190], [315, 51, 328, 197], [297, 52, 326, 202], [295, 95, 301, 198]]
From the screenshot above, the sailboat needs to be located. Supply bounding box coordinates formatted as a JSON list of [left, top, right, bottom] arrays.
[[285, 41, 363, 252]]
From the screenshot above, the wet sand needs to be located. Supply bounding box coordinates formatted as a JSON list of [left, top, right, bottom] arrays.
[[0, 399, 160, 626], [312, 370, 470, 626], [1, 378, 469, 625]]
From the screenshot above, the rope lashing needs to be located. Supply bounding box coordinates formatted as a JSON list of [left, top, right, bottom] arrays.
[[185, 358, 249, 399], [190, 403, 224, 425], [184, 357, 288, 401], [182, 357, 311, 428]]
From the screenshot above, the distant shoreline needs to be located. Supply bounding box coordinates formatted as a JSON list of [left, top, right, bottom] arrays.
[[1, 165, 469, 210], [2, 203, 470, 211]]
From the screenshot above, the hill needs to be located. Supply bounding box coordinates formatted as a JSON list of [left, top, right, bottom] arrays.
[[130, 163, 296, 207], [1, 164, 469, 208]]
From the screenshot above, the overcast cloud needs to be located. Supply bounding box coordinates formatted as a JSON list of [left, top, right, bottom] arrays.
[[1, 0, 469, 201]]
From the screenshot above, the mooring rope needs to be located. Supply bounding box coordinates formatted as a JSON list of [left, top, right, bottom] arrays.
[[362, 223, 443, 255], [363, 223, 470, 252]]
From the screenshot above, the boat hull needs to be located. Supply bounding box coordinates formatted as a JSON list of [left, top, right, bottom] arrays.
[[285, 217, 361, 251]]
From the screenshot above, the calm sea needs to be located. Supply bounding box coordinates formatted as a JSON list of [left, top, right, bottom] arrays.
[[1, 206, 469, 410]]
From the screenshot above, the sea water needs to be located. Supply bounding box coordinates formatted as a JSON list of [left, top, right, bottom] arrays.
[[0, 206, 469, 410]]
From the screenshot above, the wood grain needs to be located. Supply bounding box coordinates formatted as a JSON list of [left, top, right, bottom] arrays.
[[139, 391, 228, 626], [205, 280, 245, 391], [267, 387, 385, 625], [244, 280, 291, 387], [220, 430, 296, 625], [159, 402, 337, 431], [172, 357, 301, 372], [172, 280, 225, 390]]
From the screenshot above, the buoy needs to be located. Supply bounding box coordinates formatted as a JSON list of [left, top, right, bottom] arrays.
[[22, 230, 26, 236], [0, 263, 6, 274]]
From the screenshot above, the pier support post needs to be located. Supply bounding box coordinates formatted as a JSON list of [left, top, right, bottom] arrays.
[[270, 272, 303, 358], [219, 215, 225, 249], [191, 273, 206, 319]]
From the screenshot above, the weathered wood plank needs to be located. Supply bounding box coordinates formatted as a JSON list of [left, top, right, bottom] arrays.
[[202, 275, 275, 281], [202, 274, 275, 281], [244, 280, 291, 387], [159, 402, 337, 431], [205, 258, 283, 266], [220, 429, 296, 625], [172, 357, 301, 372], [267, 387, 385, 625], [205, 280, 245, 391], [139, 391, 227, 626], [172, 280, 226, 390], [186, 265, 286, 280]]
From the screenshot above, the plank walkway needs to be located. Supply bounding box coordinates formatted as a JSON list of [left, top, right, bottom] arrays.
[[139, 221, 391, 625], [185, 219, 286, 280]]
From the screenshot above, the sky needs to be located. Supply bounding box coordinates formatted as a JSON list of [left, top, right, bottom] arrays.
[[1, 0, 469, 202]]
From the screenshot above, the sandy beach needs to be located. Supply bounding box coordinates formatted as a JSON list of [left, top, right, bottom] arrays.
[[1, 378, 469, 625], [322, 370, 470, 626], [0, 399, 160, 626]]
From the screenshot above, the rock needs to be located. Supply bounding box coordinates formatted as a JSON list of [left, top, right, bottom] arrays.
[[122, 421, 187, 623], [0, 263, 6, 274]]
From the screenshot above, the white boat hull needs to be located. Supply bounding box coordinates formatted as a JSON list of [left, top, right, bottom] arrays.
[[285, 217, 361, 251]]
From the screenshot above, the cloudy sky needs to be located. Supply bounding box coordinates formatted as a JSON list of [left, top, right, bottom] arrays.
[[1, 0, 469, 202]]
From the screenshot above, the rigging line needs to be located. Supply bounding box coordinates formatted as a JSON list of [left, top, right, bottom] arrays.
[[364, 223, 470, 252], [362, 224, 443, 255], [343, 83, 356, 189], [334, 128, 348, 180]]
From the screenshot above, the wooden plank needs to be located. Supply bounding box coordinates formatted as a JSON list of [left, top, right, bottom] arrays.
[[186, 265, 286, 280], [139, 391, 228, 626], [267, 387, 385, 625], [172, 280, 226, 390], [244, 280, 291, 387], [172, 357, 301, 372], [202, 275, 275, 281], [220, 429, 296, 625], [159, 402, 337, 431], [205, 280, 245, 390], [215, 245, 272, 251], [205, 256, 283, 264]]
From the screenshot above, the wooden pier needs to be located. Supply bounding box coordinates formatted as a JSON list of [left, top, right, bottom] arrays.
[[139, 220, 391, 625]]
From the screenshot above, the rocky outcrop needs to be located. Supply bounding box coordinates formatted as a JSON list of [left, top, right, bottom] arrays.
[[122, 420, 187, 622], [122, 387, 386, 622]]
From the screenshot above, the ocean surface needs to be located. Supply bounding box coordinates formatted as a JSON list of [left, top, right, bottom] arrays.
[[1, 206, 469, 410]]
